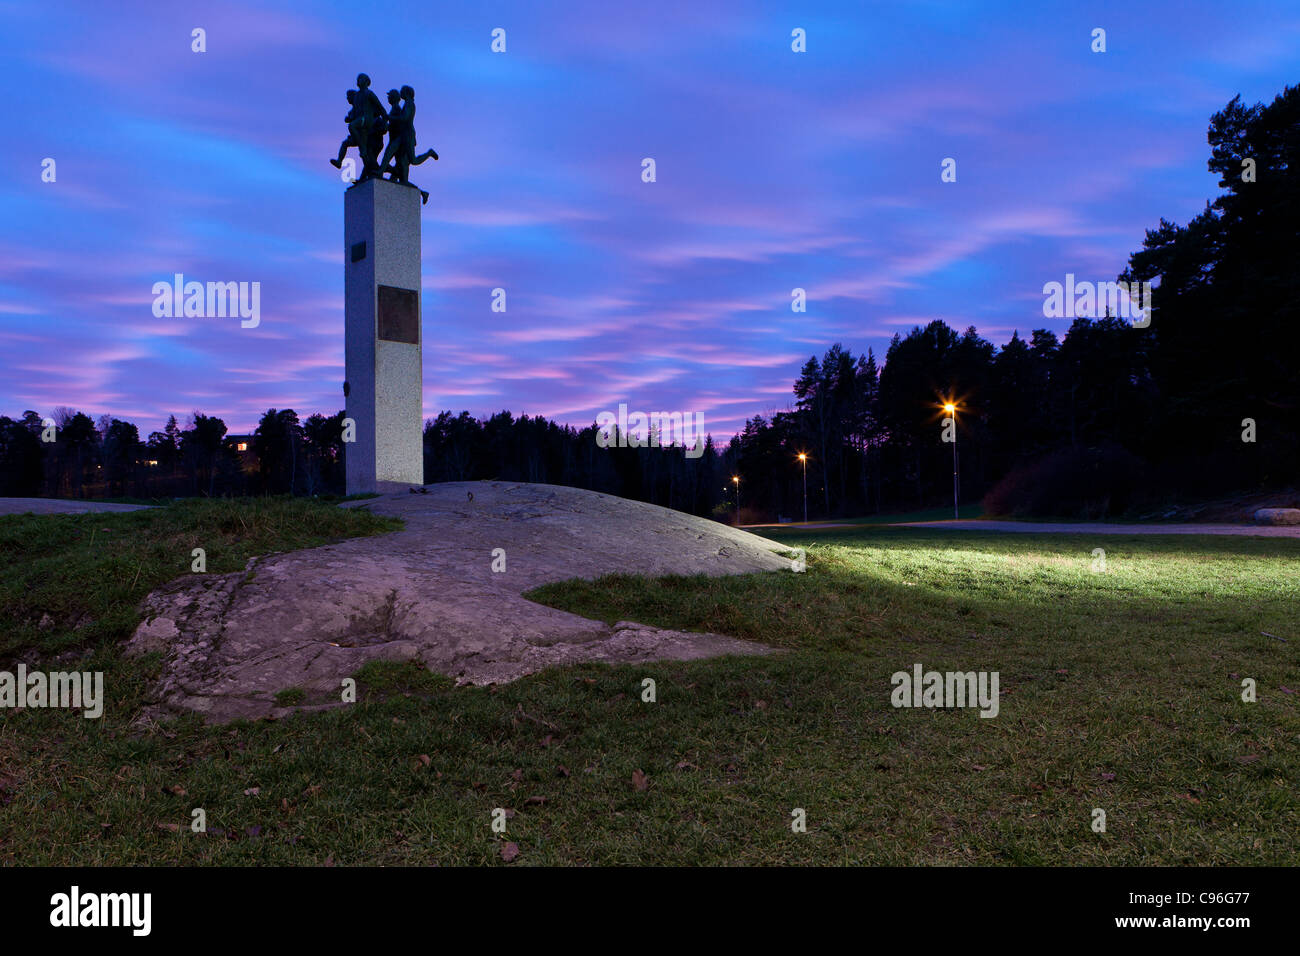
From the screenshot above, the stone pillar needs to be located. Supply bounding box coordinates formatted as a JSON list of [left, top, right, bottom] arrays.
[[344, 177, 424, 494]]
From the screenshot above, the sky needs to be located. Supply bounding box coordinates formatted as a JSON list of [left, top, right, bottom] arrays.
[[1, 0, 1298, 440]]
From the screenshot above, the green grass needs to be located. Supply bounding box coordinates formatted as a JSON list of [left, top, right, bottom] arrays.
[[837, 503, 984, 524], [0, 497, 402, 660], [274, 688, 307, 708], [1, 507, 1296, 865]]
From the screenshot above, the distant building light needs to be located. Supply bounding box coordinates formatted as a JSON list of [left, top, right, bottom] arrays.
[[236, 442, 248, 452]]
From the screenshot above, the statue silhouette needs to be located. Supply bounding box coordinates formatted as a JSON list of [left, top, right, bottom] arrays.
[[328, 73, 388, 181], [331, 75, 437, 201], [380, 85, 437, 204], [329, 90, 361, 171]]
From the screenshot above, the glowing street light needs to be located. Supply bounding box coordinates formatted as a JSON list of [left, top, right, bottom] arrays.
[[944, 402, 959, 520], [731, 474, 741, 522], [797, 452, 808, 523]]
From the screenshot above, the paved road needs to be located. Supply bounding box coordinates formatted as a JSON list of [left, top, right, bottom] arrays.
[[0, 498, 154, 515], [894, 519, 1300, 537], [746, 521, 859, 530], [746, 518, 1300, 537]]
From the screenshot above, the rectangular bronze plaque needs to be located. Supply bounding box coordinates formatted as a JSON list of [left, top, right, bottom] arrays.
[[350, 241, 366, 262], [377, 285, 419, 344]]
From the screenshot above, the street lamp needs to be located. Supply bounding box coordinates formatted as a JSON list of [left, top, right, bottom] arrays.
[[732, 474, 740, 523], [797, 453, 808, 523], [944, 402, 959, 520]]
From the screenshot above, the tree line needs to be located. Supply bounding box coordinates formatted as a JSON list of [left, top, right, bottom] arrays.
[[1, 85, 1294, 518], [717, 83, 1300, 518]]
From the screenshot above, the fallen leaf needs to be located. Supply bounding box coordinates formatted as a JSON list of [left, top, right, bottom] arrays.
[[524, 795, 546, 806], [675, 761, 697, 771], [972, 765, 987, 771], [164, 784, 186, 796], [1100, 772, 1116, 782], [156, 822, 179, 832], [416, 754, 431, 767], [500, 841, 520, 862], [244, 787, 260, 796], [632, 769, 649, 791], [324, 855, 335, 867]]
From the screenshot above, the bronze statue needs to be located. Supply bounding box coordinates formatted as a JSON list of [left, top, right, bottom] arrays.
[[377, 89, 409, 181], [329, 74, 388, 181], [329, 90, 360, 172], [331, 74, 438, 203], [380, 85, 437, 203]]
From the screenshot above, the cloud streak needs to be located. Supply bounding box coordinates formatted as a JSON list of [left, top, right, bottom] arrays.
[[1, 0, 1296, 440]]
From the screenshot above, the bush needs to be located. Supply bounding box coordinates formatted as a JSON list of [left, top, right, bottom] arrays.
[[983, 445, 1149, 519]]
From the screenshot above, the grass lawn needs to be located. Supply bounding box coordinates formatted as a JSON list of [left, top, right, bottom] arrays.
[[835, 503, 984, 524], [1, 501, 1296, 865]]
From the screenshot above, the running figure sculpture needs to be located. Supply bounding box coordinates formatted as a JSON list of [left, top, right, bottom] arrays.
[[330, 74, 438, 203]]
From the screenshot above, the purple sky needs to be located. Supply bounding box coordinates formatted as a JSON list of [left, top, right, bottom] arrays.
[[2, 0, 1298, 439]]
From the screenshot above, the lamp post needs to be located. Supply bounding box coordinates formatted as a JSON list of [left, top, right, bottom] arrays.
[[797, 452, 808, 523], [944, 402, 959, 520], [732, 474, 741, 523]]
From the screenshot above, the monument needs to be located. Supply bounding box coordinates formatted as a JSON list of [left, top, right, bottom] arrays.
[[334, 73, 437, 494]]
